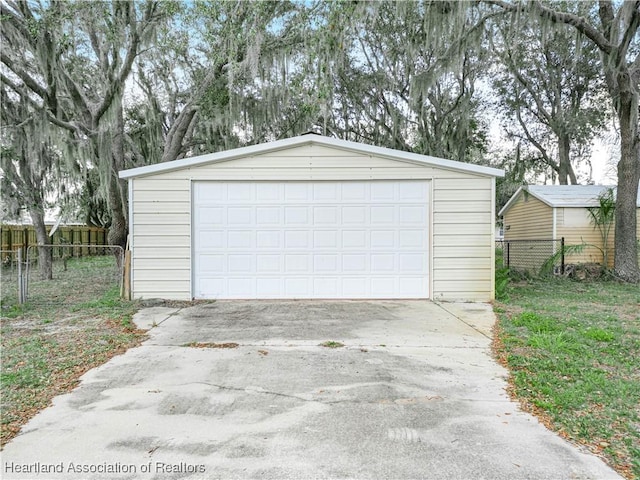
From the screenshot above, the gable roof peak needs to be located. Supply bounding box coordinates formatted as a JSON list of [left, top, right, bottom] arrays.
[[119, 134, 504, 179]]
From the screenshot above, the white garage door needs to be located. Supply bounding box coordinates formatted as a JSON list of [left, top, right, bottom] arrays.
[[192, 181, 429, 299]]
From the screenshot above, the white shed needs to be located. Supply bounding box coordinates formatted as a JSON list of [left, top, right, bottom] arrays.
[[119, 135, 504, 301]]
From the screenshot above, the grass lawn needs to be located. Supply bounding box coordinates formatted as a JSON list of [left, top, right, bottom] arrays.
[[494, 277, 640, 479], [1, 256, 146, 447]]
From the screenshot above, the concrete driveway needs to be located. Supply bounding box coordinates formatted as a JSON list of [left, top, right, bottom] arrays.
[[2, 301, 620, 479]]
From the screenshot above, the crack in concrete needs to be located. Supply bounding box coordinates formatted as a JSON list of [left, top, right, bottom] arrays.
[[187, 381, 355, 405]]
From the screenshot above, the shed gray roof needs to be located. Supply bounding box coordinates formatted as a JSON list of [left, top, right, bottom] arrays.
[[119, 134, 505, 179], [499, 184, 640, 216]]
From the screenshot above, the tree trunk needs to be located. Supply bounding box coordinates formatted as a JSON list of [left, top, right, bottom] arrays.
[[613, 85, 640, 282], [106, 101, 129, 258], [30, 209, 53, 280], [557, 133, 577, 185]]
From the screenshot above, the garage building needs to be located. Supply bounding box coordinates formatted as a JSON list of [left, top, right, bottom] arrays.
[[119, 135, 504, 301]]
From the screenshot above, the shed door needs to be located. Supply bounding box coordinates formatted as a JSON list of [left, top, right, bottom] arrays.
[[192, 181, 429, 299]]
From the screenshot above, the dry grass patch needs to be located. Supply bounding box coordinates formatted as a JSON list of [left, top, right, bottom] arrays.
[[184, 342, 239, 349], [1, 257, 145, 448]]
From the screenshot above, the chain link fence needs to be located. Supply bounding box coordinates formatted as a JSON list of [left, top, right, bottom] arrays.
[[1, 249, 23, 305], [1, 245, 123, 309], [496, 238, 565, 276]]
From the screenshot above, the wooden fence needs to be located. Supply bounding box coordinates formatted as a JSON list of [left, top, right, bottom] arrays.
[[1, 224, 109, 261]]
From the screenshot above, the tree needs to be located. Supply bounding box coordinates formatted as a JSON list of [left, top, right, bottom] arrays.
[[126, 1, 310, 161], [485, 0, 639, 282], [1, 0, 168, 250], [289, 0, 490, 161], [0, 89, 80, 279], [490, 5, 608, 184]]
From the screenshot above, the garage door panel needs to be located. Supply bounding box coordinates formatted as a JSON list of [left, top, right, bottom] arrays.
[[399, 230, 426, 248], [343, 277, 369, 296], [371, 277, 397, 296], [193, 181, 429, 299], [199, 278, 224, 295], [257, 278, 281, 296], [285, 183, 309, 201], [228, 231, 253, 248], [342, 206, 367, 223], [285, 231, 310, 248], [228, 278, 253, 296], [198, 207, 224, 224], [228, 254, 252, 272], [399, 253, 427, 271], [256, 230, 281, 248], [198, 230, 225, 249], [342, 182, 367, 200], [399, 277, 427, 295], [285, 254, 309, 271], [227, 183, 253, 201], [227, 207, 252, 224], [342, 230, 366, 248], [314, 277, 338, 296], [313, 231, 337, 248], [343, 254, 367, 271], [285, 277, 309, 296], [399, 182, 428, 200], [313, 206, 338, 224], [371, 254, 395, 272], [197, 184, 225, 201], [199, 254, 225, 272], [313, 183, 338, 200], [285, 206, 309, 224], [371, 206, 395, 223], [371, 230, 395, 248], [314, 254, 338, 272], [371, 182, 395, 200], [256, 183, 280, 201], [256, 255, 280, 272], [256, 207, 280, 224], [399, 206, 427, 224]]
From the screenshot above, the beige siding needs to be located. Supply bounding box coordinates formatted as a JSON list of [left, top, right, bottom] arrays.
[[503, 195, 553, 240], [431, 176, 494, 301], [557, 207, 640, 268], [557, 208, 607, 266], [130, 143, 496, 301], [501, 195, 554, 272], [503, 194, 639, 270], [130, 177, 191, 300]]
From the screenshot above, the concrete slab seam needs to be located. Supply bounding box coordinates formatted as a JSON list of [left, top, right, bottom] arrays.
[[434, 302, 492, 340], [161, 343, 487, 349], [152, 308, 183, 328]]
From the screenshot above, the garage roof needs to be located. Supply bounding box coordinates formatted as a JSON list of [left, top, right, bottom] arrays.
[[119, 134, 504, 180], [499, 184, 640, 216]]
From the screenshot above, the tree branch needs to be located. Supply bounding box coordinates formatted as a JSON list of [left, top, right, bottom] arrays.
[[484, 0, 613, 55], [504, 51, 554, 125], [0, 2, 36, 48], [515, 106, 558, 172], [1, 74, 82, 135], [614, 1, 640, 69], [0, 52, 47, 100]]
